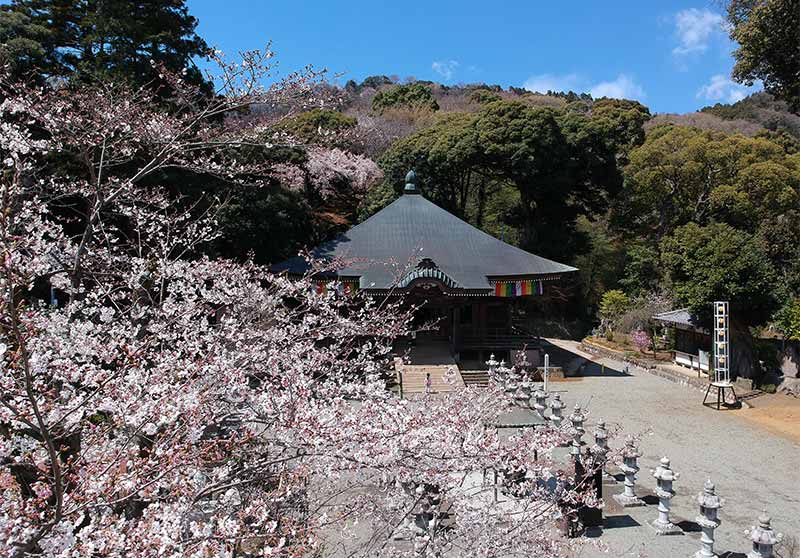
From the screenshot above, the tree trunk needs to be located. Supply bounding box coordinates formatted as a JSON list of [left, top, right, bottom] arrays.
[[521, 194, 537, 249], [730, 318, 757, 380], [476, 178, 487, 229]]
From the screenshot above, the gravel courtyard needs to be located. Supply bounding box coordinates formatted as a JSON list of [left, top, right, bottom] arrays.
[[543, 339, 800, 558]]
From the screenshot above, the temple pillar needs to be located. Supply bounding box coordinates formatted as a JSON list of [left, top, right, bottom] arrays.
[[452, 306, 460, 357]]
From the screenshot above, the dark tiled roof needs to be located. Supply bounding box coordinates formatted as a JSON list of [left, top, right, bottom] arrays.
[[653, 308, 697, 327], [272, 192, 577, 289]]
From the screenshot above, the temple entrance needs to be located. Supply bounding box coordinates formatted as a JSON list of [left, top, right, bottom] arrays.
[[412, 305, 451, 341]]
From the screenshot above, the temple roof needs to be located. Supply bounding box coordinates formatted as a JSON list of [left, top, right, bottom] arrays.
[[272, 184, 577, 290]]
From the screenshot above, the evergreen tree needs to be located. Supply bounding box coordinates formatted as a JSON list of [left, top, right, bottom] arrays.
[[0, 0, 209, 93]]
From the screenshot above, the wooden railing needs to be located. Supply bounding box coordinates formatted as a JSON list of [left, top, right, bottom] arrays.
[[674, 350, 710, 375], [459, 330, 541, 349]]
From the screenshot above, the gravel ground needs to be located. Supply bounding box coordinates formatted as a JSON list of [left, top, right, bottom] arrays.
[[545, 339, 800, 558]]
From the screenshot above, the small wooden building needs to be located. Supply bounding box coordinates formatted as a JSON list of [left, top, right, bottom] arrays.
[[273, 171, 577, 363], [653, 308, 711, 373]]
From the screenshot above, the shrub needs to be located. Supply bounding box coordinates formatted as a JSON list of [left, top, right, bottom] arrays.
[[599, 290, 630, 328]]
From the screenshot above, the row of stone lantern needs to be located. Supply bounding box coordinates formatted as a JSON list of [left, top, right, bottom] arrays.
[[609, 436, 783, 557], [486, 353, 581, 433], [485, 355, 784, 557]]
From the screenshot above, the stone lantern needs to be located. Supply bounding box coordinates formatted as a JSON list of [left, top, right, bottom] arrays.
[[746, 510, 783, 558], [591, 419, 611, 480], [549, 394, 565, 428], [568, 403, 586, 447], [514, 380, 529, 406], [532, 387, 549, 420], [501, 360, 517, 393], [570, 438, 582, 464], [613, 435, 644, 507], [651, 456, 681, 535], [486, 353, 499, 376], [695, 479, 723, 558]]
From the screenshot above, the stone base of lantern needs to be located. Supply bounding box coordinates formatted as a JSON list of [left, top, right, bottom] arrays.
[[601, 466, 617, 484], [613, 493, 645, 507], [695, 551, 718, 558], [650, 518, 682, 535]]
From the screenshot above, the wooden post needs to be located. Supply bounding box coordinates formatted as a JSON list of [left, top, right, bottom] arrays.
[[452, 306, 460, 356]]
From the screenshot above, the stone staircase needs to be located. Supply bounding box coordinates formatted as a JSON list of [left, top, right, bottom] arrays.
[[459, 369, 490, 388], [395, 342, 464, 395]]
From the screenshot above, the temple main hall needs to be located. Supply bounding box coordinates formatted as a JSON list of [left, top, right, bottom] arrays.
[[273, 171, 577, 365]]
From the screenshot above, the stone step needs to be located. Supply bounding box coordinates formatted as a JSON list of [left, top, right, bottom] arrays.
[[460, 370, 490, 388], [397, 364, 464, 393]]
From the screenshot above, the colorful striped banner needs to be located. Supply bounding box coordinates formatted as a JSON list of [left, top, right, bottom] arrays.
[[493, 280, 544, 297]]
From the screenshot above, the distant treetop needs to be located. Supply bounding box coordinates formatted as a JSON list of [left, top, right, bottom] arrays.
[[372, 82, 440, 114]]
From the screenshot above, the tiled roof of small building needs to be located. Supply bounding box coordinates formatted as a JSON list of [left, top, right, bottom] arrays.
[[653, 308, 696, 327]]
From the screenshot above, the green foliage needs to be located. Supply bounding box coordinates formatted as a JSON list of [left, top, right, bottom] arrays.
[[0, 5, 51, 80], [727, 0, 800, 113], [573, 216, 626, 311], [774, 298, 800, 340], [756, 129, 800, 153], [1, 0, 210, 92], [754, 339, 781, 376], [277, 109, 357, 144], [759, 383, 777, 393], [599, 290, 630, 324], [214, 184, 313, 265], [618, 125, 800, 238], [661, 222, 780, 326], [589, 98, 652, 153], [374, 97, 650, 287], [357, 180, 397, 221], [360, 75, 394, 89], [372, 83, 440, 114], [378, 112, 482, 216], [469, 89, 502, 105], [619, 242, 660, 295]]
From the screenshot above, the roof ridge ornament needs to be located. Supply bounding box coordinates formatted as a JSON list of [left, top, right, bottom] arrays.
[[404, 169, 420, 194]]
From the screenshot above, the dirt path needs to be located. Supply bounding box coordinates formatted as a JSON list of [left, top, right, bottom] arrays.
[[737, 393, 800, 443]]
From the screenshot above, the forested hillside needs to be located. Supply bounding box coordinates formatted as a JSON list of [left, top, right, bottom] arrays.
[[3, 0, 799, 368]]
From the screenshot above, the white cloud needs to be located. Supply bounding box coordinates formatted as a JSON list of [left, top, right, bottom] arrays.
[[697, 74, 756, 103], [523, 72, 645, 100], [431, 60, 459, 81], [589, 74, 646, 101], [672, 8, 725, 56], [522, 73, 581, 94]]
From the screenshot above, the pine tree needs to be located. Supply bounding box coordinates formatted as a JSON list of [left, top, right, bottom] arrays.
[[0, 0, 210, 93]]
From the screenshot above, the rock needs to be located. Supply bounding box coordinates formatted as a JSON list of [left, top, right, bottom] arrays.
[[735, 377, 755, 391], [780, 341, 800, 378], [778, 377, 800, 397]]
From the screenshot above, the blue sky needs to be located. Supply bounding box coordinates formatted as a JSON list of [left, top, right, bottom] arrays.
[[188, 0, 760, 114]]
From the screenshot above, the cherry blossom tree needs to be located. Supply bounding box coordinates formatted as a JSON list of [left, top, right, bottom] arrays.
[[270, 146, 383, 203], [631, 329, 652, 354], [1, 53, 605, 558]]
